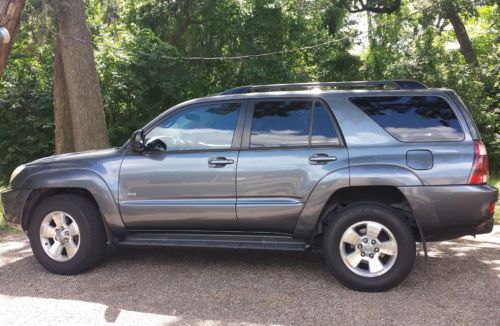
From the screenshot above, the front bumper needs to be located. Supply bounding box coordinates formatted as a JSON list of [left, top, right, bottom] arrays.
[[399, 185, 498, 241], [1, 188, 30, 225]]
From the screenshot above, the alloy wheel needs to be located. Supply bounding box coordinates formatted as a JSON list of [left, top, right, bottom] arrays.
[[39, 211, 80, 262], [339, 220, 398, 277]]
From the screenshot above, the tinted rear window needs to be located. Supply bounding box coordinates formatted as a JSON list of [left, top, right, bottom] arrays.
[[350, 96, 464, 142], [250, 101, 311, 147], [311, 102, 340, 145]]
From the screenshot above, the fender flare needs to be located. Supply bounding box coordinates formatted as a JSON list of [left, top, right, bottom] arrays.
[[293, 164, 425, 239], [19, 168, 126, 237], [293, 167, 350, 237]]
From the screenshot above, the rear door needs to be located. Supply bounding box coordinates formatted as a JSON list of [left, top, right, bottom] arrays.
[[236, 98, 349, 233]]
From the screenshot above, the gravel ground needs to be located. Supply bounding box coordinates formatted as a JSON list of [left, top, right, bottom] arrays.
[[0, 228, 499, 326]]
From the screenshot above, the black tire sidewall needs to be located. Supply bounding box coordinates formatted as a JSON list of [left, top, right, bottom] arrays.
[[28, 195, 105, 275], [323, 204, 416, 292]]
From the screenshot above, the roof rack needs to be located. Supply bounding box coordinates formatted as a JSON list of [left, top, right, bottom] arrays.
[[219, 80, 427, 95]]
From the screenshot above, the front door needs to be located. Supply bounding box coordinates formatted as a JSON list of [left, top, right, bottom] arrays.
[[236, 99, 349, 233], [119, 101, 245, 230]]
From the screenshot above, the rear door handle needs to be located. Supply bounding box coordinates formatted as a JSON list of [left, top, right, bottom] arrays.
[[208, 157, 234, 168], [309, 153, 337, 165]]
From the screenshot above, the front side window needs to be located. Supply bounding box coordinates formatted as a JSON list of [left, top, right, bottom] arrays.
[[146, 102, 240, 151], [350, 96, 464, 142], [250, 101, 312, 147]]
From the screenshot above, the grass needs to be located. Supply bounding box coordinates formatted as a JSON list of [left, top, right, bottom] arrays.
[[491, 173, 500, 224], [0, 185, 20, 238]]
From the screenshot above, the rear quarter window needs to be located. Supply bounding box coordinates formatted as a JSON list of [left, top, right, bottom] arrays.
[[350, 96, 465, 142]]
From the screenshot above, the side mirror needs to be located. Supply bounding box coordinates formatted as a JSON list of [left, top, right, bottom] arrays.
[[145, 137, 167, 152], [131, 129, 145, 152]]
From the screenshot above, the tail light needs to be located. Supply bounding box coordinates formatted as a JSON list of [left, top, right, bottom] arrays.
[[468, 141, 489, 184]]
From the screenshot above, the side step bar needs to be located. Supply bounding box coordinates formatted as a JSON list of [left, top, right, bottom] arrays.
[[119, 233, 309, 251]]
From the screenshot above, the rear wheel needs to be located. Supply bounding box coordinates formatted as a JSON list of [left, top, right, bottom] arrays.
[[322, 203, 416, 292], [28, 194, 106, 275]]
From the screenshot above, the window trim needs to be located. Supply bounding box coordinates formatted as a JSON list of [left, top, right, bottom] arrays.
[[127, 99, 248, 155], [241, 97, 345, 150], [349, 95, 466, 143]]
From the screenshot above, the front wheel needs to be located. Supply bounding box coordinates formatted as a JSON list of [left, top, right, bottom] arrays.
[[28, 194, 106, 275], [322, 203, 416, 292]]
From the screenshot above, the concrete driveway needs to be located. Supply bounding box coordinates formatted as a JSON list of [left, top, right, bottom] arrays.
[[0, 227, 499, 326]]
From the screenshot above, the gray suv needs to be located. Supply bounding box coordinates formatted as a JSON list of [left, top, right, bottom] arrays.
[[2, 80, 498, 292]]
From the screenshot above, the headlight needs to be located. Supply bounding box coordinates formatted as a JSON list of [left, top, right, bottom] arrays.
[[10, 165, 25, 183]]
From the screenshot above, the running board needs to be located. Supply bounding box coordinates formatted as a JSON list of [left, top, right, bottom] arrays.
[[119, 233, 309, 251]]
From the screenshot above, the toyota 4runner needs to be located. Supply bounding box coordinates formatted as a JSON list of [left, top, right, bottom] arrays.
[[2, 80, 498, 292]]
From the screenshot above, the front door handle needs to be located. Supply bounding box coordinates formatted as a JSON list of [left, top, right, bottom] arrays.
[[309, 153, 337, 165], [208, 157, 234, 168]]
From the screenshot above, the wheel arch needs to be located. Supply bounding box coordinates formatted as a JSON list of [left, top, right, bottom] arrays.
[[315, 186, 418, 237], [19, 168, 126, 240], [21, 187, 120, 245], [294, 185, 422, 242], [294, 163, 424, 239]]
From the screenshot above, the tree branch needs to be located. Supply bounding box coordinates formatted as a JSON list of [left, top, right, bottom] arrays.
[[348, 0, 401, 14]]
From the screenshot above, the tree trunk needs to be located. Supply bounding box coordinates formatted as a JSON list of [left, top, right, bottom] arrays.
[[51, 0, 109, 152], [53, 38, 75, 154], [0, 0, 25, 79], [446, 7, 479, 66]]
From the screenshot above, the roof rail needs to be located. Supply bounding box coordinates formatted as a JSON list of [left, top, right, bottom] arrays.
[[219, 80, 427, 95]]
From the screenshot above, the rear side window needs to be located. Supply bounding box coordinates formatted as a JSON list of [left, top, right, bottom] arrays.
[[350, 96, 464, 142], [250, 101, 311, 147], [250, 100, 340, 148]]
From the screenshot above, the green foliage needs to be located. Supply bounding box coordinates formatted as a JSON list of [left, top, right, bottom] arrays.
[[0, 0, 498, 182], [0, 0, 55, 182], [491, 174, 500, 224], [94, 0, 361, 145]]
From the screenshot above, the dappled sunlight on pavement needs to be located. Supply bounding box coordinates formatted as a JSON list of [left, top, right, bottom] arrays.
[[0, 227, 499, 325], [0, 234, 32, 266]]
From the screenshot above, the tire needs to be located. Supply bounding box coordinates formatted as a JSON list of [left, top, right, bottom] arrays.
[[322, 203, 416, 292], [28, 194, 106, 275]]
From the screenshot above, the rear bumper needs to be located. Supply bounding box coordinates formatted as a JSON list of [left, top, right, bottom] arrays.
[[399, 185, 498, 241], [1, 188, 30, 225], [422, 217, 494, 241]]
